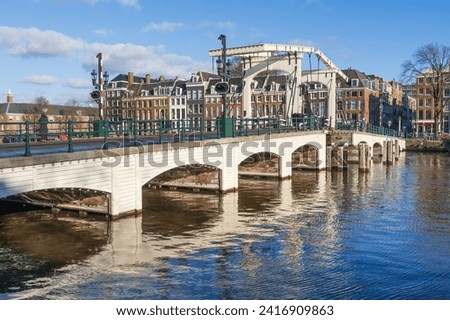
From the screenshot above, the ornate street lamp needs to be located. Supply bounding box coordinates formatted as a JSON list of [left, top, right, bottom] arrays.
[[215, 34, 233, 137], [90, 53, 109, 120]]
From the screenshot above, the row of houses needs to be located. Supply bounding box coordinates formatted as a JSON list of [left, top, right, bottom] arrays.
[[1, 67, 449, 136], [104, 69, 418, 134]]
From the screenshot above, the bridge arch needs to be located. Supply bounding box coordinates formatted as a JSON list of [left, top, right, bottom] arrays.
[[292, 143, 320, 170], [144, 164, 221, 191], [3, 187, 110, 213], [238, 151, 281, 177], [372, 142, 383, 160]]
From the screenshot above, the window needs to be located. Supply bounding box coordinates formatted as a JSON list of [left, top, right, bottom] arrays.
[[418, 98, 423, 107], [319, 102, 326, 117], [444, 88, 450, 97], [351, 79, 359, 87], [346, 101, 351, 110]]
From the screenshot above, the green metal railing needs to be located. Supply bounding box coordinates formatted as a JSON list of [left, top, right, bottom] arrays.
[[1, 117, 403, 157], [336, 123, 400, 137]]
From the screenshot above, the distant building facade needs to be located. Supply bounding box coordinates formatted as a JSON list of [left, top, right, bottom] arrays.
[[0, 90, 98, 136]]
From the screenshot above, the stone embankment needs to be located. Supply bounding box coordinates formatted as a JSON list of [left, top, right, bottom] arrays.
[[404, 139, 446, 152]]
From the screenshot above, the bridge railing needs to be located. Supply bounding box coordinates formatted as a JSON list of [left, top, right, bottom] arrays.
[[336, 123, 400, 137], [1, 117, 400, 157]]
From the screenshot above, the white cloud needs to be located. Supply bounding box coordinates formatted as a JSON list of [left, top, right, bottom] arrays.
[[83, 42, 209, 79], [118, 0, 140, 8], [0, 26, 210, 90], [198, 20, 236, 30], [23, 75, 58, 85], [83, 0, 140, 7], [0, 26, 84, 57], [65, 78, 92, 89], [94, 28, 112, 37], [142, 22, 185, 32]]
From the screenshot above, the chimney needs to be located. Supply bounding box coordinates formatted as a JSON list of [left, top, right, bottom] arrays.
[[6, 89, 13, 103], [128, 72, 134, 85], [146, 74, 151, 84]]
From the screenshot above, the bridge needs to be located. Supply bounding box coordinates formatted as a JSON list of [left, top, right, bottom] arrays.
[[0, 128, 405, 219], [209, 43, 349, 128]]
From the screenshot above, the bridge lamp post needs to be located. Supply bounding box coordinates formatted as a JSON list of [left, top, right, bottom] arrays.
[[90, 53, 109, 137], [215, 34, 233, 137], [90, 65, 109, 119]]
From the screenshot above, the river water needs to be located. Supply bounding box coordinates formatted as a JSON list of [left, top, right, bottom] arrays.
[[0, 153, 449, 300]]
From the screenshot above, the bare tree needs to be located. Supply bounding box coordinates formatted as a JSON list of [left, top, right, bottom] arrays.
[[401, 43, 450, 135], [35, 96, 49, 107], [65, 99, 81, 107]]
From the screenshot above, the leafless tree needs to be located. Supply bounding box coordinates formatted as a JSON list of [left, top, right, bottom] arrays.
[[401, 43, 450, 135], [34, 96, 49, 107]]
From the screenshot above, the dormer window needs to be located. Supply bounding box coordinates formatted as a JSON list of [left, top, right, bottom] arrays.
[[351, 79, 359, 87], [190, 74, 199, 82]]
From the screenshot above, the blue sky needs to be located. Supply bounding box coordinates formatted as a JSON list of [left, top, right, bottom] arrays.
[[0, 0, 449, 106]]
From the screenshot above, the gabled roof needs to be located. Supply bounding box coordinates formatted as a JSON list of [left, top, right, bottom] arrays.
[[340, 68, 370, 88], [197, 71, 220, 82]]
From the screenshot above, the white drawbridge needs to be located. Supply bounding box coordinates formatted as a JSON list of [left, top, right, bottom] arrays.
[[209, 43, 348, 129]]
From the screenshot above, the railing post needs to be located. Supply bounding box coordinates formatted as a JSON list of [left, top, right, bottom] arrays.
[[200, 118, 204, 140], [158, 119, 163, 144], [23, 120, 31, 157], [232, 117, 236, 138], [181, 119, 186, 141], [67, 120, 74, 153], [217, 117, 221, 139], [102, 119, 109, 149]]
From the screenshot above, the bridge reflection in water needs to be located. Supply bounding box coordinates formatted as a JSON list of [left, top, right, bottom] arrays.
[[2, 154, 449, 299]]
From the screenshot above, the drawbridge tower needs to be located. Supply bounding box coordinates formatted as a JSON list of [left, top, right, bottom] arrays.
[[209, 43, 347, 129]]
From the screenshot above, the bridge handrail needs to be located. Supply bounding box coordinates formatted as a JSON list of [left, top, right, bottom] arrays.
[[1, 117, 401, 157]]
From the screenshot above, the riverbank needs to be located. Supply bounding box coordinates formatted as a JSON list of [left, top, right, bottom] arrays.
[[404, 138, 447, 152]]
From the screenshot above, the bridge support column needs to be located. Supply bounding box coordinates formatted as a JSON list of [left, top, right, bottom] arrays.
[[109, 154, 143, 218], [278, 155, 292, 179], [326, 146, 333, 170], [383, 140, 394, 165], [394, 140, 400, 161], [219, 142, 239, 192], [331, 146, 347, 171], [358, 144, 370, 173]]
